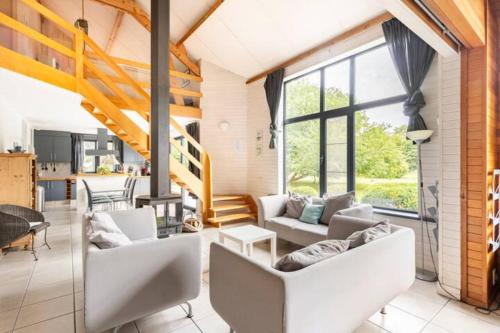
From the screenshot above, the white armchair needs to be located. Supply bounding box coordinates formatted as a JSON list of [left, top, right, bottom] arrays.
[[82, 208, 202, 333]]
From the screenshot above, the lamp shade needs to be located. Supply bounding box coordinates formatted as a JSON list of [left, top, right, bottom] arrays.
[[406, 130, 433, 142]]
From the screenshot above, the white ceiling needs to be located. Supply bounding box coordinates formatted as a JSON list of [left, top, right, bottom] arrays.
[[41, 0, 387, 79]]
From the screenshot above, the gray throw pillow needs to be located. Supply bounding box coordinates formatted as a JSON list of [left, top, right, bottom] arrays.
[[274, 239, 350, 272], [346, 220, 390, 249], [284, 193, 312, 219], [319, 191, 355, 225]]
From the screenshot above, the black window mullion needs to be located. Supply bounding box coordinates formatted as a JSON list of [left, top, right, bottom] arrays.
[[319, 69, 326, 195], [348, 57, 356, 192]]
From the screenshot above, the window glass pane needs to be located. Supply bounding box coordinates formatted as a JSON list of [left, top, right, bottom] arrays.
[[285, 71, 320, 119], [83, 141, 96, 173], [324, 61, 350, 110], [355, 103, 417, 211], [354, 46, 405, 104], [285, 119, 320, 196], [326, 116, 348, 193]]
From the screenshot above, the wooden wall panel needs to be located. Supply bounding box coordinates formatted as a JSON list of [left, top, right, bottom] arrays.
[[461, 0, 498, 308]]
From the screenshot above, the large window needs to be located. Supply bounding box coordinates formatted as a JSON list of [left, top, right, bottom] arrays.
[[284, 44, 417, 212]]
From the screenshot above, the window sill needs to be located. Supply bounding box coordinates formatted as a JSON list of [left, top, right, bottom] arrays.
[[373, 208, 420, 221]]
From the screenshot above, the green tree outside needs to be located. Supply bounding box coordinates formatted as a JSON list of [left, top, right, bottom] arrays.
[[285, 79, 418, 211]]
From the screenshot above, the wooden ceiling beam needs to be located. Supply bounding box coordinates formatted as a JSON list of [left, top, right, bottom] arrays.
[[246, 12, 394, 84], [421, 0, 485, 48], [105, 10, 125, 53], [91, 0, 200, 75], [176, 0, 224, 47]]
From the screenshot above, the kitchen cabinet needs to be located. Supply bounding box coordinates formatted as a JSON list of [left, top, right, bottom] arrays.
[[123, 143, 144, 163], [34, 130, 71, 163], [0, 154, 36, 208], [38, 180, 67, 201]]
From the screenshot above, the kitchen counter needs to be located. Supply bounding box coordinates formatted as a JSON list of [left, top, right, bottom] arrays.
[[37, 176, 76, 181]]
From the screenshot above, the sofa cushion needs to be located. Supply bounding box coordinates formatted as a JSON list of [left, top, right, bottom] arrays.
[[274, 239, 350, 272], [299, 204, 325, 224], [267, 217, 327, 246], [346, 220, 390, 248], [319, 192, 355, 225], [88, 212, 132, 249], [284, 193, 312, 219]]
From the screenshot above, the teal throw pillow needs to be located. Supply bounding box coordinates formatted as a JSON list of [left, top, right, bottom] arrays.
[[299, 204, 325, 224]]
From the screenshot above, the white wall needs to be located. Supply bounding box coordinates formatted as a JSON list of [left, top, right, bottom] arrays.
[[0, 99, 32, 152], [200, 60, 249, 195]]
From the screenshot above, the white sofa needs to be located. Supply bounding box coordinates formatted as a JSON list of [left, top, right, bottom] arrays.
[[82, 208, 202, 333], [258, 194, 373, 246], [210, 216, 415, 333]]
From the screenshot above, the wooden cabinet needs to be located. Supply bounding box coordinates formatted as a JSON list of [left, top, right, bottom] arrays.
[[0, 153, 36, 208], [34, 130, 71, 163]]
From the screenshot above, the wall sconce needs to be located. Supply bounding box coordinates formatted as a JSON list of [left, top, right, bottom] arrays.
[[218, 121, 230, 132]]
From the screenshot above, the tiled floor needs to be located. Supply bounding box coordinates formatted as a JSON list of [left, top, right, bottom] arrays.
[[1, 206, 500, 333]]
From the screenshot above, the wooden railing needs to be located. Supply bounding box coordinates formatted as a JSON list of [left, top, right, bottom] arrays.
[[0, 0, 213, 219]]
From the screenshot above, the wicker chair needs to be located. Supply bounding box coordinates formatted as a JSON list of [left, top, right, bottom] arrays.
[[0, 204, 51, 260]]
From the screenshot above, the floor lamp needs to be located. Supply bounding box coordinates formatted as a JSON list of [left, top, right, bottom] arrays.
[[406, 129, 437, 282]]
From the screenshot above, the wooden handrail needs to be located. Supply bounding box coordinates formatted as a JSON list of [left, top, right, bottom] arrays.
[[20, 0, 79, 35], [85, 51, 203, 82], [84, 57, 148, 120], [0, 12, 76, 59], [170, 118, 204, 153], [83, 35, 151, 102], [170, 139, 203, 170]]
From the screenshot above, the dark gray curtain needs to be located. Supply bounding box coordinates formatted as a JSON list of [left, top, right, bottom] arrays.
[[186, 122, 200, 178], [382, 18, 436, 138], [264, 68, 285, 149], [112, 136, 123, 163], [71, 133, 83, 174]]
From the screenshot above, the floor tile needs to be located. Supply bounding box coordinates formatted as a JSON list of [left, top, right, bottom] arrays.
[[0, 309, 19, 333], [445, 299, 500, 327], [353, 321, 389, 333], [170, 323, 202, 333], [135, 306, 194, 333], [75, 291, 84, 312], [389, 289, 448, 320], [0, 277, 30, 312], [421, 323, 453, 333], [13, 313, 74, 333], [180, 282, 215, 320], [431, 306, 500, 333], [368, 305, 427, 333], [15, 294, 74, 329], [194, 313, 230, 333], [23, 277, 74, 305]]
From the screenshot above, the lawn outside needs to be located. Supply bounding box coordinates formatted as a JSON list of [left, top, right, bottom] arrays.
[[288, 171, 418, 211]]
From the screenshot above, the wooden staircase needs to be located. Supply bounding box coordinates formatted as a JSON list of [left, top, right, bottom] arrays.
[[0, 0, 257, 226], [208, 195, 257, 228]]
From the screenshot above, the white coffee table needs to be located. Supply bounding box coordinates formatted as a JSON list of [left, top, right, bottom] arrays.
[[219, 225, 277, 265]]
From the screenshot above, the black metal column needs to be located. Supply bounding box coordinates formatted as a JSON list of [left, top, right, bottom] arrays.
[[150, 0, 170, 197]]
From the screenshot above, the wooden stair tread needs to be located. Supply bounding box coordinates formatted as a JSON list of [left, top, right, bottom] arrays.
[[208, 213, 256, 224], [213, 195, 247, 202], [211, 204, 250, 212]]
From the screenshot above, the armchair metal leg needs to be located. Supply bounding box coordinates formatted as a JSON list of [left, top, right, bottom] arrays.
[[31, 233, 38, 261], [185, 302, 193, 318], [380, 306, 387, 315], [113, 326, 121, 333], [44, 228, 51, 250]]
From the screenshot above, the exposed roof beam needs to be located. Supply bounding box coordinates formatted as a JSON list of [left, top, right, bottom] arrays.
[[105, 10, 125, 52], [91, 0, 200, 75], [176, 0, 224, 47], [246, 12, 394, 84], [421, 0, 485, 48]]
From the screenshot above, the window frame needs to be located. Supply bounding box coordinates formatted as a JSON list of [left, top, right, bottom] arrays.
[[283, 43, 415, 213]]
